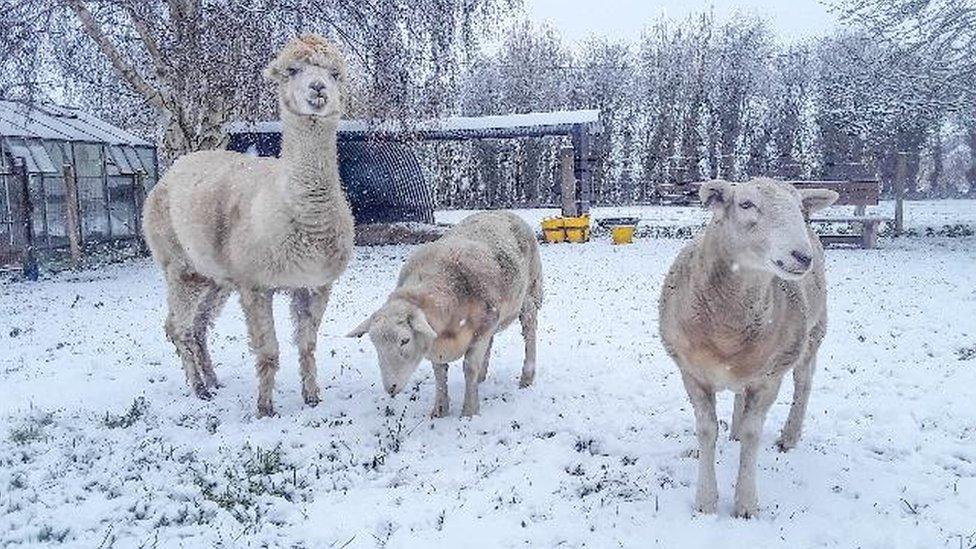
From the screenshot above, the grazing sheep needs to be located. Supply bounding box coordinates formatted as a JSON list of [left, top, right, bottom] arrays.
[[142, 35, 354, 417], [658, 178, 837, 517], [348, 211, 543, 417]]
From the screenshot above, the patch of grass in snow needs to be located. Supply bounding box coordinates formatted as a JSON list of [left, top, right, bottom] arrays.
[[956, 344, 976, 361], [8, 411, 54, 445], [191, 443, 311, 527], [101, 397, 148, 429], [35, 524, 71, 543]]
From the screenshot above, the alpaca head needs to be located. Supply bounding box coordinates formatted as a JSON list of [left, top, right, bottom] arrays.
[[699, 178, 837, 280], [264, 34, 348, 119]]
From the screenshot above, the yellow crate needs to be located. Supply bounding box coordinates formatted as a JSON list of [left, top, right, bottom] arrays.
[[562, 215, 590, 243], [541, 217, 566, 243]]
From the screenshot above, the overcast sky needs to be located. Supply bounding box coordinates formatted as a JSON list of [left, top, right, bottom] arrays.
[[522, 0, 842, 45]]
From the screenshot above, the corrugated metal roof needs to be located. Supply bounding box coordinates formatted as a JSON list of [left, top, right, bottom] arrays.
[[0, 100, 152, 146]]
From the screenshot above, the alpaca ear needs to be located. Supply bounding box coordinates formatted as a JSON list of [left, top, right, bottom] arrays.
[[698, 180, 734, 213], [799, 188, 839, 215], [347, 315, 374, 338], [409, 309, 437, 341]]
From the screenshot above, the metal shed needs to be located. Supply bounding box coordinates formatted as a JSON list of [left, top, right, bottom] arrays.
[[0, 100, 158, 269]]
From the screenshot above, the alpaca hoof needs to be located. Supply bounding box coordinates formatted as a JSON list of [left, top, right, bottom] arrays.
[[733, 502, 759, 519], [430, 403, 449, 418], [695, 492, 718, 514], [519, 375, 534, 389], [304, 396, 321, 407], [460, 403, 479, 417], [193, 383, 213, 401], [256, 404, 276, 418]]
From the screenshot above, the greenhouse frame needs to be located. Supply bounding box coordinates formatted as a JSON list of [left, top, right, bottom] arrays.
[[0, 100, 158, 267]]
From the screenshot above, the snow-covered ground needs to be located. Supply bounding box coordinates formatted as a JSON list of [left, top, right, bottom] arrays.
[[2, 205, 975, 547]]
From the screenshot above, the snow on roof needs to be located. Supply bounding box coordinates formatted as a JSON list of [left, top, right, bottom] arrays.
[[227, 109, 602, 137], [0, 100, 152, 146]]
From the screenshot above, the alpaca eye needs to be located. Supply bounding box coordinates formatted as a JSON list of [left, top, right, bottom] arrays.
[[739, 201, 755, 210], [399, 338, 410, 347], [331, 69, 341, 80], [286, 66, 302, 77]]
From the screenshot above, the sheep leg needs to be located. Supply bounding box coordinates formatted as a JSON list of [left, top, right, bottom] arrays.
[[461, 336, 492, 417], [431, 362, 450, 418], [518, 305, 538, 388], [290, 285, 331, 407], [733, 378, 783, 519], [478, 336, 494, 383], [730, 393, 744, 441], [194, 285, 231, 389], [164, 270, 216, 400], [777, 356, 816, 452], [680, 371, 718, 514], [240, 287, 279, 418]]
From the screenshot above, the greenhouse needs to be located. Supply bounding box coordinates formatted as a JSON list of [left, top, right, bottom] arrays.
[[0, 100, 158, 266]]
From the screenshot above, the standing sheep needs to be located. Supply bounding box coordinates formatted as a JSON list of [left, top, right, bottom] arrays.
[[348, 211, 543, 417], [142, 35, 354, 417], [658, 178, 837, 517]]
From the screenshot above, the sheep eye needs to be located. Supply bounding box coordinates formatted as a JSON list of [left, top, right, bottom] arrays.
[[739, 200, 755, 210], [399, 338, 410, 347]]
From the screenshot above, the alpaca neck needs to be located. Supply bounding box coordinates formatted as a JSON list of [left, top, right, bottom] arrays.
[[279, 108, 346, 223]]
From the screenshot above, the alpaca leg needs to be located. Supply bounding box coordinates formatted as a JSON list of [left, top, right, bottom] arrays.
[[730, 392, 744, 441], [431, 362, 450, 418], [680, 370, 718, 514], [240, 287, 279, 418], [733, 377, 783, 519], [290, 285, 332, 406], [478, 336, 494, 383], [777, 356, 816, 452], [194, 285, 231, 389], [164, 270, 216, 400], [519, 305, 538, 388]]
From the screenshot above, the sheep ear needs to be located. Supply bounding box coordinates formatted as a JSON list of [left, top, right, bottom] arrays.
[[409, 309, 437, 340], [698, 180, 733, 213], [799, 189, 839, 215], [263, 62, 282, 83], [346, 315, 373, 338]]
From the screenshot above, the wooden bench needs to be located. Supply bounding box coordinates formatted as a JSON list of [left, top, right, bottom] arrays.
[[791, 180, 889, 249]]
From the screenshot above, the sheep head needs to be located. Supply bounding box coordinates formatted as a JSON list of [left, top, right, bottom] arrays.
[[348, 299, 438, 396], [699, 178, 838, 280], [264, 34, 348, 119]]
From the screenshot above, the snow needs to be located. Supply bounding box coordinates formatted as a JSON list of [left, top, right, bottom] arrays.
[[227, 109, 602, 137], [2, 209, 975, 547]]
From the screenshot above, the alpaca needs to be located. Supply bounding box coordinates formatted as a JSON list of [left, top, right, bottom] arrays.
[[348, 211, 543, 417], [142, 35, 354, 417], [658, 178, 837, 517]]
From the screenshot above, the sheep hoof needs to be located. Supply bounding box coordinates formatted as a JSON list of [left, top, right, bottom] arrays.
[[733, 502, 758, 519], [193, 383, 213, 401], [775, 437, 797, 452], [430, 404, 449, 418], [256, 404, 276, 418], [304, 395, 321, 407]]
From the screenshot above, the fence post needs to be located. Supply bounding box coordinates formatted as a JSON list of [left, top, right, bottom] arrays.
[[133, 171, 148, 254], [894, 152, 907, 236], [14, 159, 38, 281], [559, 146, 577, 217], [62, 164, 82, 267]]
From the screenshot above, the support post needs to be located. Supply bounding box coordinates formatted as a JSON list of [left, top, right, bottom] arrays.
[[15, 159, 38, 281], [894, 152, 907, 236], [134, 171, 148, 254], [571, 128, 592, 215], [559, 146, 577, 218], [62, 164, 82, 267]]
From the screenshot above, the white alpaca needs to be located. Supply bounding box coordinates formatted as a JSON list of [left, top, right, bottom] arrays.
[[348, 212, 543, 417], [658, 178, 837, 517], [142, 35, 354, 417]]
